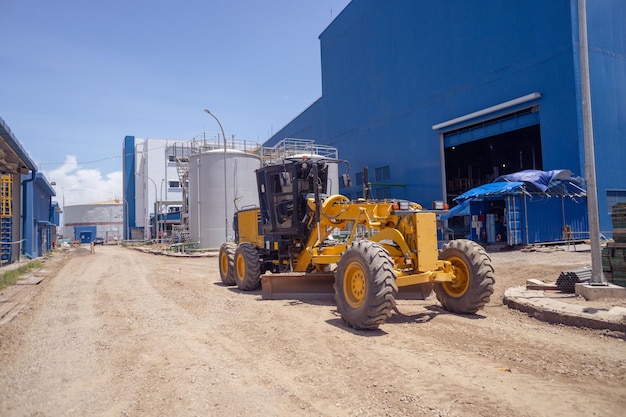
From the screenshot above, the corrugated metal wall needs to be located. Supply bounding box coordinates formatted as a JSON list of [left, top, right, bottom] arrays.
[[522, 196, 589, 244], [267, 0, 626, 236]]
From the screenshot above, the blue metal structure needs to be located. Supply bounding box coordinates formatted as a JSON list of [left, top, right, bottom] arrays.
[[51, 201, 61, 227], [266, 0, 626, 238], [73, 225, 97, 244], [21, 172, 57, 258], [0, 116, 38, 174], [449, 181, 588, 246], [123, 135, 137, 240], [0, 116, 59, 262], [149, 211, 181, 241]]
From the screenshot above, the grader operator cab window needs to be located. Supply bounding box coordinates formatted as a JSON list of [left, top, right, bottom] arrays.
[[270, 170, 295, 229], [256, 159, 332, 238]]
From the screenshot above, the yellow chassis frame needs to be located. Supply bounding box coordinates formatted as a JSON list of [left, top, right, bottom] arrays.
[[289, 195, 456, 288]]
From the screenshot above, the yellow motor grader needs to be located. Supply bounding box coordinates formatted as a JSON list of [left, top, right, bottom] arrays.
[[219, 157, 495, 329]]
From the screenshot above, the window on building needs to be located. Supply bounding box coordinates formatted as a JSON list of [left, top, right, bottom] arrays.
[[375, 165, 390, 182], [168, 181, 180, 188], [607, 190, 626, 213], [374, 187, 391, 199]]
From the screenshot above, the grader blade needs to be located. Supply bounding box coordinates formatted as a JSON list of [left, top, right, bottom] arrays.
[[397, 283, 434, 300], [261, 273, 335, 300], [260, 272, 434, 301]]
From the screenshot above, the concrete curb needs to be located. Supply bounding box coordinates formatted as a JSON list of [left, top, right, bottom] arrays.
[[129, 246, 218, 257], [503, 286, 626, 332]]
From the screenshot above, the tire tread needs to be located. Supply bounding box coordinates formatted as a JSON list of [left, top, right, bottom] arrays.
[[435, 239, 495, 314], [334, 240, 398, 329]]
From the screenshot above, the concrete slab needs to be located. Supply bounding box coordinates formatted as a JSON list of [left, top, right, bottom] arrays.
[[575, 283, 626, 300], [16, 276, 45, 285], [504, 286, 626, 332], [0, 280, 40, 326], [0, 300, 18, 321], [526, 279, 559, 290]]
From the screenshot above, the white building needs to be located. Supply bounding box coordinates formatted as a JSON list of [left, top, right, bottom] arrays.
[[123, 134, 260, 242], [134, 138, 184, 239]]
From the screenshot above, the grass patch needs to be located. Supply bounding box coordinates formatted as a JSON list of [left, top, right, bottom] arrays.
[[0, 260, 44, 292]]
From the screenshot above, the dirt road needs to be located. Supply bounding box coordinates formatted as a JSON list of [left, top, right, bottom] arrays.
[[0, 244, 624, 416]]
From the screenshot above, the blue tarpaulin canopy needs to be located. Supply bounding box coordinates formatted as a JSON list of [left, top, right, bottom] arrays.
[[441, 181, 524, 219], [455, 181, 525, 202], [494, 169, 584, 195], [441, 170, 586, 220], [442, 201, 470, 219]]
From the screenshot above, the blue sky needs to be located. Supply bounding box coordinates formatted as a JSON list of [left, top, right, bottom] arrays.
[[0, 0, 350, 205]]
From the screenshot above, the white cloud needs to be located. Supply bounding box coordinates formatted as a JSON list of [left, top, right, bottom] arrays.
[[43, 155, 122, 206]]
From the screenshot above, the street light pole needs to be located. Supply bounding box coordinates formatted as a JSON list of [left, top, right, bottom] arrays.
[[203, 109, 229, 241], [159, 179, 165, 243]]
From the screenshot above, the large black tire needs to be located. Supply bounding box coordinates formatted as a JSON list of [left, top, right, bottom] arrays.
[[334, 240, 398, 330], [435, 239, 495, 314], [218, 242, 236, 286], [234, 243, 261, 291]]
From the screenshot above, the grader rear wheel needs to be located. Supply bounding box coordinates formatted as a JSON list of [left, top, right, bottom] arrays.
[[234, 243, 261, 291], [218, 242, 236, 286], [334, 240, 398, 330], [435, 239, 495, 314]]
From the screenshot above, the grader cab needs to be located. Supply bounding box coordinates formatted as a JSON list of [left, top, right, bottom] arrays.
[[219, 157, 495, 330]]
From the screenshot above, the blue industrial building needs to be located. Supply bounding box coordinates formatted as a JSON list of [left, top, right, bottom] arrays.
[[266, 0, 625, 239], [0, 116, 58, 263], [21, 172, 57, 258]]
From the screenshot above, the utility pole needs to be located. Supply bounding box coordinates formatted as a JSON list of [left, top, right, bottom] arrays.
[[578, 0, 605, 284]]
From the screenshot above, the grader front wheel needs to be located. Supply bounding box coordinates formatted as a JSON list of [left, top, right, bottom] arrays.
[[234, 243, 261, 291], [435, 239, 495, 314], [334, 240, 398, 330], [218, 242, 236, 286]]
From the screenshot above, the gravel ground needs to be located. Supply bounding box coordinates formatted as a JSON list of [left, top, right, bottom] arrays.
[[0, 243, 624, 417]]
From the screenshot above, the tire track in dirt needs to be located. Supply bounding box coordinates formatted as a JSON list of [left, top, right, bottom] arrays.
[[116, 246, 626, 417], [140, 251, 622, 417], [89, 248, 313, 416], [0, 250, 114, 416], [1, 245, 625, 417]]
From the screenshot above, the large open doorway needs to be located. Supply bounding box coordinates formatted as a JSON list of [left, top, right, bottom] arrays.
[[444, 124, 542, 203]]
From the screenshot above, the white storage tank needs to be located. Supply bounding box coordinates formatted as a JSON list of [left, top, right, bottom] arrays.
[[189, 149, 261, 249], [63, 200, 124, 242]]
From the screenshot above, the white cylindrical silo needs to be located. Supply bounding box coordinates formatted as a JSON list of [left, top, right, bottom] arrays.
[[63, 201, 123, 242], [189, 149, 261, 249]]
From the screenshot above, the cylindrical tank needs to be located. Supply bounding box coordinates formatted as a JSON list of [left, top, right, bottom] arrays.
[[63, 201, 124, 242], [189, 149, 261, 249]]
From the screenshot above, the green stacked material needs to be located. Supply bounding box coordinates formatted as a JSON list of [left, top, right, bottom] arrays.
[[612, 203, 626, 243], [602, 246, 626, 287], [602, 248, 613, 281]]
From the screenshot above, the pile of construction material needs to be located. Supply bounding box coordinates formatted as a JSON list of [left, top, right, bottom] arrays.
[[602, 203, 626, 287], [556, 266, 592, 292]]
